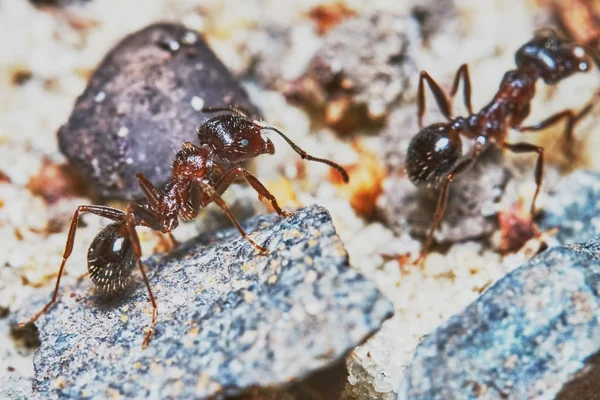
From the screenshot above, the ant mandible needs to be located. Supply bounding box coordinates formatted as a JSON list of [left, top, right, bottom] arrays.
[[405, 29, 596, 262], [21, 108, 349, 348]]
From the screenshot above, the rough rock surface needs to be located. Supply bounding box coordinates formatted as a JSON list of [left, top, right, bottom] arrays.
[[58, 23, 258, 200], [286, 12, 420, 132], [11, 206, 393, 399], [379, 146, 511, 244], [398, 237, 600, 400], [538, 170, 600, 245], [0, 376, 32, 400]]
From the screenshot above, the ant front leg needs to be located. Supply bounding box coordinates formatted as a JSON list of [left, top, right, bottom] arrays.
[[417, 70, 453, 128], [503, 142, 544, 216], [196, 179, 268, 255], [515, 103, 594, 159], [21, 205, 126, 326], [449, 64, 473, 115], [214, 165, 294, 218], [418, 158, 474, 265], [124, 203, 161, 349]]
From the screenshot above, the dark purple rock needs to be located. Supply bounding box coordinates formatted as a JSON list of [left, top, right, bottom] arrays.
[[58, 23, 258, 200]]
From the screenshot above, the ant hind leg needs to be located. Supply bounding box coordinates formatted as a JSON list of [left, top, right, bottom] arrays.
[[124, 203, 161, 349], [416, 158, 474, 266], [20, 205, 126, 326]]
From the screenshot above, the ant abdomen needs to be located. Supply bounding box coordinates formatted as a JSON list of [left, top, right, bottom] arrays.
[[405, 123, 462, 188], [87, 222, 136, 294]]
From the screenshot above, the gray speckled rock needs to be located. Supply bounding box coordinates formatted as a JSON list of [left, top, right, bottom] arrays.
[[0, 376, 32, 400], [12, 206, 393, 399], [379, 146, 511, 244], [58, 23, 258, 200], [286, 12, 420, 132], [538, 170, 600, 245], [398, 237, 600, 400]]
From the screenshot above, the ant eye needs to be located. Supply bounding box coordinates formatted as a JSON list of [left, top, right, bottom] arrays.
[[240, 139, 249, 147]]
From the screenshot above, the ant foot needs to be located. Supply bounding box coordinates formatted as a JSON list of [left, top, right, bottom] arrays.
[[254, 243, 269, 256], [245, 236, 269, 256], [279, 210, 295, 218], [414, 251, 427, 268], [142, 328, 154, 349]]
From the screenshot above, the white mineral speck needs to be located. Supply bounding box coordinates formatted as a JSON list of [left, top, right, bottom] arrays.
[[165, 39, 180, 52], [117, 127, 129, 138], [94, 91, 106, 103], [182, 31, 197, 45], [126, 157, 134, 165], [191, 96, 204, 111]]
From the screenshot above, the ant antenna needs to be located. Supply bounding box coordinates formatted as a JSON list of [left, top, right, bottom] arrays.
[[259, 125, 350, 183]]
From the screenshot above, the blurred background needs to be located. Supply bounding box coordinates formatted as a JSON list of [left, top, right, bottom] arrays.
[[1, 0, 599, 398]]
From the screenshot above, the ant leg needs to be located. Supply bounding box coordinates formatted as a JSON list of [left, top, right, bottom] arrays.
[[503, 142, 544, 216], [449, 64, 473, 115], [515, 104, 594, 149], [21, 205, 125, 326], [210, 166, 293, 218], [167, 233, 179, 248], [417, 70, 453, 128], [258, 125, 350, 183], [124, 203, 159, 349], [418, 158, 474, 264], [136, 173, 161, 209], [197, 180, 268, 255]]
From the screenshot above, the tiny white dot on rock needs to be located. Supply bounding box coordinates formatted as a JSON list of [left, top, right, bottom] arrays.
[[165, 39, 180, 52], [94, 91, 106, 103], [117, 127, 129, 137], [191, 96, 204, 111], [182, 31, 197, 45]]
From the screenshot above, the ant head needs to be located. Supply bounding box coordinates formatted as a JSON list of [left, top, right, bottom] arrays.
[[172, 142, 211, 181], [516, 30, 591, 84], [198, 114, 275, 163], [405, 124, 462, 188], [87, 222, 136, 295]]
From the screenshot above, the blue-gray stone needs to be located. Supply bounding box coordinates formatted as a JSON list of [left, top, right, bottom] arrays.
[[538, 170, 600, 245], [11, 206, 392, 399], [398, 237, 600, 400]]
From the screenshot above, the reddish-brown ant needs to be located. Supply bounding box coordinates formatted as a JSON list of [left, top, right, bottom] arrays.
[[405, 29, 597, 262], [21, 108, 349, 348]]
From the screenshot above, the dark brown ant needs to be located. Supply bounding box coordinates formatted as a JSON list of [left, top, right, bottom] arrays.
[[405, 29, 596, 262], [21, 110, 349, 348]]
